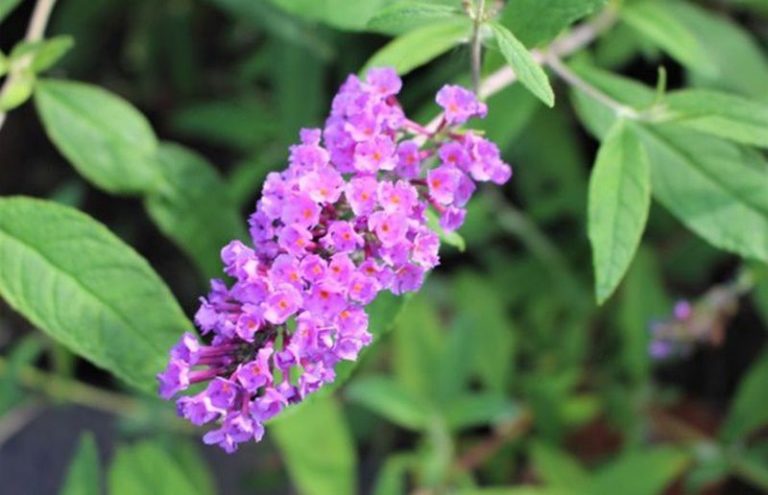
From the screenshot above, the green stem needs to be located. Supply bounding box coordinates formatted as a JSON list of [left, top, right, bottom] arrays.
[[546, 53, 640, 119], [0, 355, 138, 415], [469, 0, 486, 95], [0, 0, 58, 131]]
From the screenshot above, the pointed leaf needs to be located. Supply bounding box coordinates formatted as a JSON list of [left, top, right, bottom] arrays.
[[108, 441, 206, 495], [367, 2, 461, 34], [621, 1, 715, 74], [0, 197, 190, 392], [634, 125, 768, 262], [363, 19, 472, 76], [35, 79, 160, 195], [500, 0, 607, 47], [664, 89, 768, 148], [271, 396, 357, 495], [347, 375, 433, 430], [588, 121, 651, 304], [489, 22, 554, 107], [60, 433, 100, 495], [589, 447, 689, 495]]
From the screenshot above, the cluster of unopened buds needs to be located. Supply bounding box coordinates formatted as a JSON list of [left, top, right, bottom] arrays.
[[157, 67, 512, 452]]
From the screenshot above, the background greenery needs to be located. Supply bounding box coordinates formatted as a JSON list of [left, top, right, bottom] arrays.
[[1, 0, 768, 493]]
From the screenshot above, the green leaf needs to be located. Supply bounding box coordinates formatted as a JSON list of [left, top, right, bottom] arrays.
[[589, 448, 689, 495], [721, 349, 768, 441], [0, 70, 35, 111], [499, 0, 607, 47], [633, 125, 768, 262], [452, 271, 514, 392], [488, 22, 554, 107], [347, 375, 433, 430], [0, 197, 190, 392], [163, 440, 217, 495], [621, 1, 715, 75], [144, 143, 246, 278], [570, 65, 768, 262], [265, 0, 389, 31], [664, 89, 768, 148], [393, 293, 445, 400], [170, 98, 277, 151], [668, 1, 768, 100], [60, 433, 100, 495], [10, 36, 75, 73], [108, 441, 207, 495], [531, 442, 590, 491], [588, 121, 651, 304], [444, 392, 520, 430], [363, 18, 472, 76], [0, 0, 24, 24], [367, 2, 461, 34], [35, 79, 160, 195], [0, 336, 43, 415], [372, 454, 416, 495], [271, 396, 357, 495]]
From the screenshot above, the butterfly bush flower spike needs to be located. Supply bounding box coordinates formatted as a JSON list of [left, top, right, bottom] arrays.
[[157, 68, 512, 452]]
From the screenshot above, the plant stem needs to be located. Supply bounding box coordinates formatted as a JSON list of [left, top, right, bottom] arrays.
[[469, 0, 486, 95], [424, 6, 618, 134], [546, 52, 640, 119], [0, 0, 58, 132], [0, 355, 139, 415]]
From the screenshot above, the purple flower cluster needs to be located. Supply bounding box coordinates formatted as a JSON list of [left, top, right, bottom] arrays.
[[157, 68, 512, 452]]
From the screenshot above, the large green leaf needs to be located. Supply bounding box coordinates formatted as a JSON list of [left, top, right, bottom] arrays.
[[366, 1, 462, 34], [499, 0, 607, 47], [271, 396, 357, 495], [621, 1, 714, 74], [108, 441, 209, 495], [60, 433, 100, 495], [266, 0, 388, 31], [489, 22, 554, 107], [588, 121, 651, 304], [363, 19, 472, 75], [570, 65, 768, 262], [721, 349, 768, 441], [633, 125, 768, 262], [668, 1, 768, 100], [346, 375, 433, 430], [0, 197, 190, 392], [35, 79, 160, 195], [664, 89, 768, 148], [145, 143, 246, 278], [589, 448, 689, 495]]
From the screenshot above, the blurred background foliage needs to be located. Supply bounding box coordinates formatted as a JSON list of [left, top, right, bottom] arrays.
[[1, 0, 768, 494]]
